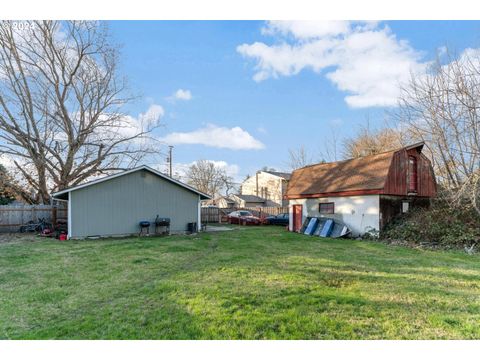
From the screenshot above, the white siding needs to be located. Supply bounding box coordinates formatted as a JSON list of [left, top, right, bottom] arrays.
[[241, 172, 287, 206], [289, 195, 380, 236]]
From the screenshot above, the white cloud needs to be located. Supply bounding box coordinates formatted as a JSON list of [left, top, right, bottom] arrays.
[[237, 21, 426, 108], [117, 104, 164, 138], [39, 103, 165, 146], [0, 154, 16, 169], [160, 123, 265, 150], [437, 45, 448, 57], [138, 104, 165, 126], [262, 21, 351, 39], [173, 89, 192, 101], [257, 126, 267, 134]]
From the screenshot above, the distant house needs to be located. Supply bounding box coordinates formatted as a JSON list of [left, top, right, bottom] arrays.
[[52, 165, 210, 239], [240, 170, 291, 206], [230, 194, 266, 208], [203, 196, 236, 208], [286, 143, 436, 236]]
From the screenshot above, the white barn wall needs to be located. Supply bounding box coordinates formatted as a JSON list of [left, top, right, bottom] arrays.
[[289, 195, 380, 236]]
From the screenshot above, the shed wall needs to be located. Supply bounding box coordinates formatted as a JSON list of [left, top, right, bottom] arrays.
[[289, 195, 380, 236], [70, 170, 199, 238]]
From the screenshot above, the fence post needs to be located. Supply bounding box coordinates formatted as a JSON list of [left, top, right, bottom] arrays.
[[52, 206, 57, 227]]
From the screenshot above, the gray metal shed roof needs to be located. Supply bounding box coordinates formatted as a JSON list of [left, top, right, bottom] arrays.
[[234, 194, 266, 203], [52, 165, 211, 200]]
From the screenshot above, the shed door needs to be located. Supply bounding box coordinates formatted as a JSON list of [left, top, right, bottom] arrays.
[[292, 205, 303, 232]]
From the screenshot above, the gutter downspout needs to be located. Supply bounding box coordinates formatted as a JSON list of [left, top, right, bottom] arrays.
[[197, 195, 201, 231], [67, 192, 72, 239]]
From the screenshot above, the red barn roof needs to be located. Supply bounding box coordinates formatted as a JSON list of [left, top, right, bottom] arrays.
[[286, 143, 436, 199]]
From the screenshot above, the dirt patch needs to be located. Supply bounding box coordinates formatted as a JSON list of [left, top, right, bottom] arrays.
[[204, 226, 234, 232], [0, 232, 38, 244]]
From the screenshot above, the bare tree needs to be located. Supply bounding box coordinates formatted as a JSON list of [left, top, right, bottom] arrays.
[[343, 123, 404, 159], [185, 160, 234, 198], [261, 166, 277, 172], [319, 126, 342, 162], [285, 145, 314, 170], [0, 21, 160, 204], [220, 172, 237, 196], [0, 164, 19, 204], [393, 48, 480, 214], [0, 163, 34, 204]]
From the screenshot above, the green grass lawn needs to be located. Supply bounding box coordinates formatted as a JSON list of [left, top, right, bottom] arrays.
[[0, 226, 479, 339]]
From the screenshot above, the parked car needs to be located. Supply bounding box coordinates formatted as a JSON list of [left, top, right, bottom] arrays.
[[265, 213, 289, 226], [227, 210, 262, 225]]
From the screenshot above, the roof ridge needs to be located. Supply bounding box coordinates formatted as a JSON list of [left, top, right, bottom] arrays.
[[52, 165, 211, 199], [262, 170, 291, 176], [286, 144, 408, 197], [294, 143, 422, 171]]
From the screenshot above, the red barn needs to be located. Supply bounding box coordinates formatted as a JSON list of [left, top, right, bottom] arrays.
[[286, 143, 436, 236]]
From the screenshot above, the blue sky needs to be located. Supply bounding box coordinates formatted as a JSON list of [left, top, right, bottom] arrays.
[[108, 20, 480, 182]]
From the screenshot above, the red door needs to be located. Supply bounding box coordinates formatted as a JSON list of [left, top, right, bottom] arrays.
[[292, 205, 303, 232]]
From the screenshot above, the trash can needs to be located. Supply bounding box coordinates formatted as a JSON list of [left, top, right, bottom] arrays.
[[187, 222, 197, 234]]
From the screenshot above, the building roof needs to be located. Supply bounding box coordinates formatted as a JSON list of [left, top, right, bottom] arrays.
[[233, 194, 266, 203], [286, 144, 424, 198], [262, 171, 291, 180], [52, 165, 211, 200], [204, 196, 236, 205]]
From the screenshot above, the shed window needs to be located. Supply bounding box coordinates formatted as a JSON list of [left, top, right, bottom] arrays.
[[319, 202, 334, 214], [408, 156, 418, 192]]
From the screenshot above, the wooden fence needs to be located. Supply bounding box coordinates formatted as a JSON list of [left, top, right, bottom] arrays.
[[0, 204, 288, 231], [201, 206, 288, 223], [0, 204, 67, 233]]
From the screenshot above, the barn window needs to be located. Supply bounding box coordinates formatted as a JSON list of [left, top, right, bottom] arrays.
[[319, 202, 334, 214], [408, 156, 418, 192]]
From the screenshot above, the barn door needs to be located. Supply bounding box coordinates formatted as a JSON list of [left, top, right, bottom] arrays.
[[292, 205, 303, 232]]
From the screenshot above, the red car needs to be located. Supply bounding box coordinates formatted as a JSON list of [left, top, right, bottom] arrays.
[[227, 210, 262, 225]]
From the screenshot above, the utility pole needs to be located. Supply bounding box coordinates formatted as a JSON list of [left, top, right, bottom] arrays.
[[168, 145, 173, 177]]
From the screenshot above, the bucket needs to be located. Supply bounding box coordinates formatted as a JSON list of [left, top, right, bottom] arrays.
[[187, 222, 197, 233], [59, 233, 67, 241]]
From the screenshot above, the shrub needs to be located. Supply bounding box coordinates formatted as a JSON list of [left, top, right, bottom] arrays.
[[381, 204, 480, 249]]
